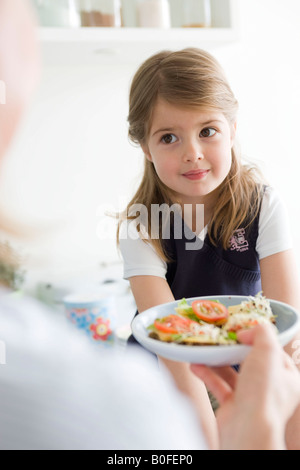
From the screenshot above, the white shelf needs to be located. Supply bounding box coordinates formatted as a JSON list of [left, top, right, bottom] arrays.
[[37, 1, 239, 65], [39, 25, 239, 65]]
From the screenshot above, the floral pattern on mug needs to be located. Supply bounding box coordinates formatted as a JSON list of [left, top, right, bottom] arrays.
[[90, 317, 113, 342]]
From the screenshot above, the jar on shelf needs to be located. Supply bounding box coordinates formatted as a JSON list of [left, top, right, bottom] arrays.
[[120, 0, 137, 27], [182, 0, 211, 28], [79, 0, 122, 27], [32, 0, 81, 27], [137, 0, 171, 28]]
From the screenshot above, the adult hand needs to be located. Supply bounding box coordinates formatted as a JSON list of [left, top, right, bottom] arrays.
[[191, 324, 300, 450]]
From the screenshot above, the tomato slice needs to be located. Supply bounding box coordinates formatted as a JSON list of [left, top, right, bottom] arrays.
[[154, 315, 195, 334], [191, 300, 228, 325]]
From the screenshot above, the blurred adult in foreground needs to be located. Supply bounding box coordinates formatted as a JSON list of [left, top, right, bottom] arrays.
[[0, 0, 299, 450]]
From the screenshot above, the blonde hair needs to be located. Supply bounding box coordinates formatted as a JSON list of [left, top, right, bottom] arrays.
[[117, 48, 264, 260]]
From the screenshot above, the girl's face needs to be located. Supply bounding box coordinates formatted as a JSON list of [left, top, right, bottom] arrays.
[[143, 98, 236, 206]]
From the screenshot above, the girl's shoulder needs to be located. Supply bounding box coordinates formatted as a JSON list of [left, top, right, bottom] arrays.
[[118, 219, 167, 280], [118, 218, 151, 243], [261, 186, 287, 212], [257, 186, 293, 258], [259, 186, 291, 233]]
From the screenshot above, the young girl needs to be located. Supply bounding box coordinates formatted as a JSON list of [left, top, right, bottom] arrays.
[[118, 48, 300, 449]]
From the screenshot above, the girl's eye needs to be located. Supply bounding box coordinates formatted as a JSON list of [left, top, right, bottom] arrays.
[[200, 128, 216, 138], [161, 133, 177, 144]]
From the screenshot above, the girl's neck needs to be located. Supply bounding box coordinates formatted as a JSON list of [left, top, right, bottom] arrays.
[[180, 191, 218, 232]]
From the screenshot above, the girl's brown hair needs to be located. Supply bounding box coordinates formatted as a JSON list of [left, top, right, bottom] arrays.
[[117, 48, 264, 260]]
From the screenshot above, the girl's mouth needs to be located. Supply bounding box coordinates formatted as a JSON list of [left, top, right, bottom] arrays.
[[182, 169, 210, 180]]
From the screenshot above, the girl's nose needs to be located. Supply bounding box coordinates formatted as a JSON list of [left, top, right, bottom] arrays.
[[182, 141, 204, 162]]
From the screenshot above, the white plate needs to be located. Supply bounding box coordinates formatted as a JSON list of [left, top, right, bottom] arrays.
[[132, 295, 300, 366]]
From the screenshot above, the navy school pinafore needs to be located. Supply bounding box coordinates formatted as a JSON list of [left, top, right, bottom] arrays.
[[164, 213, 261, 299]]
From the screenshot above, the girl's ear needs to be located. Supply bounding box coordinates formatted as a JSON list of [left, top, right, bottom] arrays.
[[141, 144, 152, 162]]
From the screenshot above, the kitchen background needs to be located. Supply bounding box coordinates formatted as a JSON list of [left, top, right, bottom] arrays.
[[0, 0, 299, 318]]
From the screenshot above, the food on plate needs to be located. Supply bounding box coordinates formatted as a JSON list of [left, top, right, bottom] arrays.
[[190, 299, 229, 325], [150, 314, 231, 345], [225, 294, 276, 333], [148, 293, 277, 346]]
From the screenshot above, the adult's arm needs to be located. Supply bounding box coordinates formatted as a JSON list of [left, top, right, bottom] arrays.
[[129, 275, 219, 450]]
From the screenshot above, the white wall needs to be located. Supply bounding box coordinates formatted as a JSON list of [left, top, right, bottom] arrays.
[[1, 0, 300, 290]]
